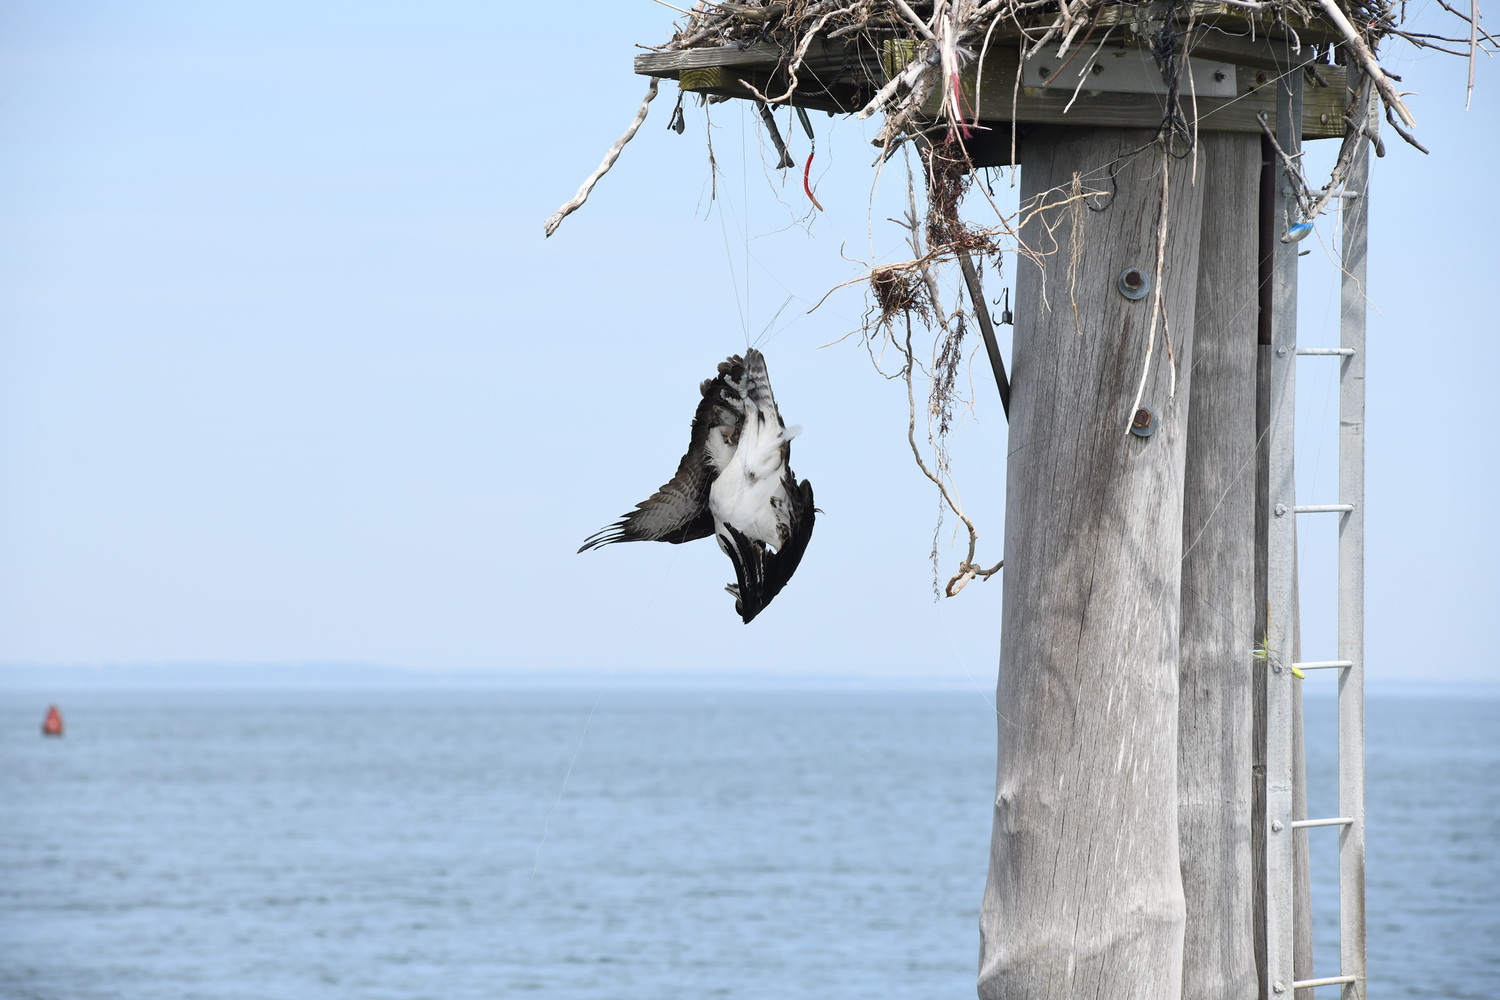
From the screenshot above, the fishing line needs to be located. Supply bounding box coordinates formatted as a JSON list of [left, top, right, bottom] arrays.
[[936, 600, 1000, 717], [936, 599, 1077, 737], [742, 103, 752, 345], [716, 187, 750, 346], [710, 106, 760, 349], [750, 293, 796, 351], [529, 690, 603, 879], [529, 552, 676, 878], [720, 103, 822, 353]]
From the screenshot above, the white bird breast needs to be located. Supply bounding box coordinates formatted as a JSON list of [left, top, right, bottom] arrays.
[[709, 408, 794, 550]]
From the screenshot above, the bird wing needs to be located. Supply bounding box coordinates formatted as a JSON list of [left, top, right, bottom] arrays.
[[716, 522, 766, 624], [716, 477, 815, 624], [578, 356, 745, 552], [759, 477, 816, 609]]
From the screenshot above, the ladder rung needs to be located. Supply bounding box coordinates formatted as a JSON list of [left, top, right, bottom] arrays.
[[1293, 974, 1358, 989], [1293, 503, 1355, 513], [1292, 660, 1353, 671], [1295, 347, 1357, 356], [1290, 817, 1354, 829]]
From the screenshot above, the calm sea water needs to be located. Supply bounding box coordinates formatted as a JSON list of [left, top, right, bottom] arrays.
[[0, 687, 1494, 999]]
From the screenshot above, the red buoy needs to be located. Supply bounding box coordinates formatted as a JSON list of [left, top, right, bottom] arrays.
[[42, 704, 64, 737]]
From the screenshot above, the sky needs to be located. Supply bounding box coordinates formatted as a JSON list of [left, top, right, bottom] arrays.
[[0, 1, 1495, 688]]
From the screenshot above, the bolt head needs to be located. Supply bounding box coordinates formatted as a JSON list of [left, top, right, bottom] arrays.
[[1039, 66, 1051, 79], [1272, 820, 1284, 832], [1117, 267, 1150, 300]]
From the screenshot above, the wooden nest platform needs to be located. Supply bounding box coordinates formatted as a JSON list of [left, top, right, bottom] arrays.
[[634, 0, 1419, 164]]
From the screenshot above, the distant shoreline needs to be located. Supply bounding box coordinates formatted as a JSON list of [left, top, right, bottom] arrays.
[[1, 663, 1495, 698]]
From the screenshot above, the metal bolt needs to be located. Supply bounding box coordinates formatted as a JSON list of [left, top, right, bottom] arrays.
[[1256, 71, 1268, 86], [1117, 267, 1150, 300], [1273, 981, 1287, 994], [1320, 112, 1330, 124], [1274, 503, 1288, 517], [1214, 69, 1226, 82], [1091, 62, 1104, 75], [1039, 66, 1051, 79], [1275, 345, 1288, 357], [1272, 820, 1284, 832], [1129, 406, 1157, 438]]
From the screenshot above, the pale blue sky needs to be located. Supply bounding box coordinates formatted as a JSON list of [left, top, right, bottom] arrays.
[[1, 2, 1494, 686]]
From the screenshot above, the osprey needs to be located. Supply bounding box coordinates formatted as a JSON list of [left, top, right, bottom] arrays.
[[579, 349, 816, 624]]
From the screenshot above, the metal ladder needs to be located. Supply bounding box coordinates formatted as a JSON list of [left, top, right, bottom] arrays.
[[1263, 72, 1370, 999]]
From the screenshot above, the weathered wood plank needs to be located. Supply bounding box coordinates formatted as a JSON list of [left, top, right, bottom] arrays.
[[1091, 1, 1345, 48], [1178, 130, 1260, 1000], [978, 126, 1205, 1000], [675, 65, 860, 115], [634, 39, 857, 77], [892, 42, 1348, 143], [640, 35, 1348, 139]]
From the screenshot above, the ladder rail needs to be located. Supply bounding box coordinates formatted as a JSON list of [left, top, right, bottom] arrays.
[[1264, 71, 1370, 1000], [1336, 96, 1371, 1000]]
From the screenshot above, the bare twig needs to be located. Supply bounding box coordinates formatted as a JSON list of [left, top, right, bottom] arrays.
[[1125, 145, 1175, 432], [1257, 111, 1315, 215], [544, 79, 660, 238], [892, 0, 939, 40], [1468, 0, 1478, 109], [1311, 0, 1417, 127]]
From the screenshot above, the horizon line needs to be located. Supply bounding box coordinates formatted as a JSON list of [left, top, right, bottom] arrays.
[[1, 662, 1496, 696]]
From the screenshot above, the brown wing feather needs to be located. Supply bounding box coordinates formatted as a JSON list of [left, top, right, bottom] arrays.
[[578, 356, 745, 553]]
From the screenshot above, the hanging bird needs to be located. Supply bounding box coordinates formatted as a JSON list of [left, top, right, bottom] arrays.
[[578, 349, 815, 624]]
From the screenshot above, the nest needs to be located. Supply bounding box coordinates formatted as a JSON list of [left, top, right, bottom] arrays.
[[643, 0, 1486, 150]]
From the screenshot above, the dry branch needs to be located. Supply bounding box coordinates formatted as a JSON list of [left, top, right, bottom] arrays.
[[1311, 0, 1416, 127], [543, 79, 660, 238]]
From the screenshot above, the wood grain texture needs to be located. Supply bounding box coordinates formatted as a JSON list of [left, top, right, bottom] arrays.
[[978, 126, 1205, 1000], [1177, 131, 1260, 1000], [883, 41, 1348, 142]]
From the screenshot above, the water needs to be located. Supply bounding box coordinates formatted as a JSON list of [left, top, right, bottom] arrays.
[[0, 688, 1494, 999], [0, 689, 994, 1000], [1304, 694, 1500, 999]]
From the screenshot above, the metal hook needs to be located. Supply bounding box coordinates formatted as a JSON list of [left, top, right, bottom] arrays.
[[668, 91, 686, 135], [997, 288, 1013, 326]]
